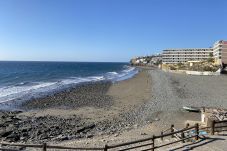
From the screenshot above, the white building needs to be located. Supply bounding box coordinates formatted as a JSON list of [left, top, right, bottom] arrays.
[[162, 48, 213, 64], [213, 40, 227, 65]]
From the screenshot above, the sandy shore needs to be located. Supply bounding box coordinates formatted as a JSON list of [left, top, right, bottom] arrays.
[[0, 69, 154, 143], [4, 67, 227, 148], [19, 69, 151, 119]]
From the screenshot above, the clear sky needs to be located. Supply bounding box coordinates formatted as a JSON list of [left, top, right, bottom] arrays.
[[0, 0, 227, 62]]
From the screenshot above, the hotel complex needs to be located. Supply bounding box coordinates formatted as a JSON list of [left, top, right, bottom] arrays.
[[162, 40, 227, 65], [162, 48, 213, 64], [213, 40, 227, 65]]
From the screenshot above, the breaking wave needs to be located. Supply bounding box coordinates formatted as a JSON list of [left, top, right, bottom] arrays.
[[0, 65, 138, 108]]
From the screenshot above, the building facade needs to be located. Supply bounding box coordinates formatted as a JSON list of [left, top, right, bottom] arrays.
[[162, 48, 213, 64], [213, 40, 227, 65]]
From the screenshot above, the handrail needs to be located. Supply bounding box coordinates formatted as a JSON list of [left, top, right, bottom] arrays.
[[211, 120, 227, 135], [200, 126, 210, 130], [173, 128, 178, 131], [154, 135, 195, 149], [155, 126, 196, 139], [1, 120, 226, 151], [214, 125, 227, 129], [214, 120, 227, 124], [162, 128, 171, 133], [0, 124, 201, 151]]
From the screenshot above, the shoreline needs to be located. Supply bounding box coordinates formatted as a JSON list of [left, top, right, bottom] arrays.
[[0, 69, 152, 143], [0, 63, 139, 111], [0, 66, 139, 111], [4, 68, 224, 146]]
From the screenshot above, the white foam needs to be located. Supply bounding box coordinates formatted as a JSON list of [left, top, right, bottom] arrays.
[[107, 72, 118, 75], [0, 66, 138, 105], [0, 82, 57, 103]]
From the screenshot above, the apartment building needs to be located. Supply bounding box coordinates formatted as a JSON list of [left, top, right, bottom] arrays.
[[213, 40, 227, 65], [162, 48, 213, 64]]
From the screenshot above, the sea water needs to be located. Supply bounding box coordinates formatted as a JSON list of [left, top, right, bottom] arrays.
[[0, 61, 138, 108]]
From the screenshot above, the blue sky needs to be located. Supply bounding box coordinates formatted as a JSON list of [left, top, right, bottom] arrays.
[[0, 0, 227, 62]]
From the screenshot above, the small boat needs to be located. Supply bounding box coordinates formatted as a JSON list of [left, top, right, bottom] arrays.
[[183, 106, 201, 112]]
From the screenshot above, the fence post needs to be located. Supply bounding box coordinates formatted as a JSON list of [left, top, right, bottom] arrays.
[[195, 123, 199, 140], [151, 135, 155, 151], [185, 123, 189, 129], [104, 144, 108, 151], [43, 143, 47, 151], [171, 124, 174, 138], [181, 132, 185, 143], [161, 131, 163, 141], [211, 120, 215, 135]]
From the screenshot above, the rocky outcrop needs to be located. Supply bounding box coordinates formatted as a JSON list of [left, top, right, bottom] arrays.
[[0, 111, 97, 143]]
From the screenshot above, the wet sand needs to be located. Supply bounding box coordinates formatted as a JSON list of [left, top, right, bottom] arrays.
[[0, 70, 154, 143]]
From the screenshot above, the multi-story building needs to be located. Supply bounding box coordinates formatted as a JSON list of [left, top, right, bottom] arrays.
[[213, 40, 227, 65], [162, 48, 213, 64]]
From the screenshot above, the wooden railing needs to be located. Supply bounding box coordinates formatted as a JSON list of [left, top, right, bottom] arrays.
[[210, 120, 227, 135], [2, 121, 226, 151], [0, 123, 200, 151], [0, 142, 104, 151]]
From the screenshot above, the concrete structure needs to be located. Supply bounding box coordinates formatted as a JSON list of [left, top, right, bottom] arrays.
[[213, 40, 227, 65], [162, 48, 213, 64]]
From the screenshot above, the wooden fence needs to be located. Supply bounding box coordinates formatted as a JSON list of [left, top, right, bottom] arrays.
[[1, 120, 227, 151], [210, 120, 227, 135]]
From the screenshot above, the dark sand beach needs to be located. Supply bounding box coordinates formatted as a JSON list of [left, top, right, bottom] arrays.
[[0, 69, 154, 144], [3, 68, 227, 148]]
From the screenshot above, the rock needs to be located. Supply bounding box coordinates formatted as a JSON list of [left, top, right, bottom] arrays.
[[77, 124, 95, 133], [133, 124, 138, 128], [5, 117, 13, 123], [6, 133, 20, 141], [20, 137, 26, 141], [0, 129, 13, 137], [154, 118, 160, 121], [141, 132, 147, 135], [60, 136, 69, 141], [86, 134, 93, 138], [19, 125, 32, 132]]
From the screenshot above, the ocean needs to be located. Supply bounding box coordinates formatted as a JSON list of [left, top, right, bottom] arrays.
[[0, 61, 138, 108]]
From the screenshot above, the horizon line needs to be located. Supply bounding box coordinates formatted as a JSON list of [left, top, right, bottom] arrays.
[[0, 60, 129, 63]]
